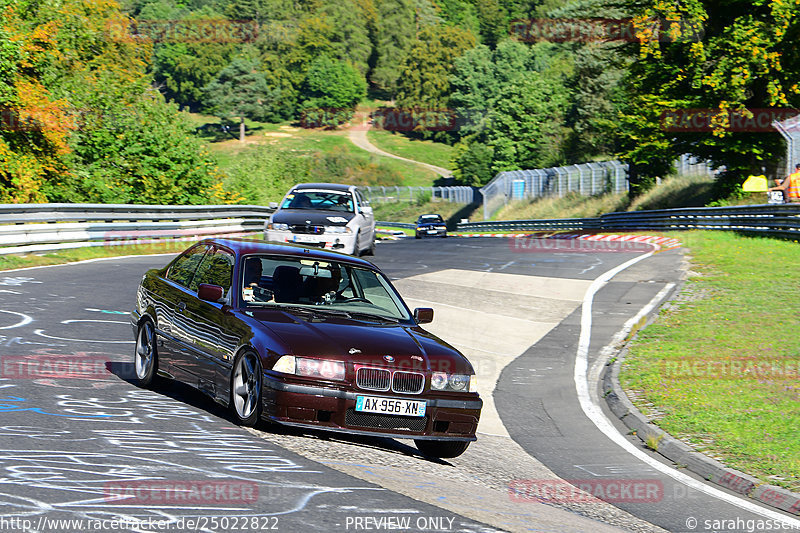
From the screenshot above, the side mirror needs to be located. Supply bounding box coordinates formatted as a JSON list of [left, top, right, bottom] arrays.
[[198, 283, 224, 303], [414, 307, 434, 324]]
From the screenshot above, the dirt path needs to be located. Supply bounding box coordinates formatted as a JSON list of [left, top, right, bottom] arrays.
[[347, 113, 452, 178]]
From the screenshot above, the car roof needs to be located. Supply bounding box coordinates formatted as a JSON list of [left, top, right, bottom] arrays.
[[419, 214, 443, 218], [291, 183, 355, 193], [201, 238, 376, 268]]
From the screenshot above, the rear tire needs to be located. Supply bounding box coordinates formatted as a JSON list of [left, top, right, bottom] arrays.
[[230, 351, 263, 427], [414, 439, 470, 459], [134, 320, 158, 388]]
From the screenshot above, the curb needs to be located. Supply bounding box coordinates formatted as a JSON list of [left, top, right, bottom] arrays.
[[602, 331, 800, 517], [449, 231, 683, 249]]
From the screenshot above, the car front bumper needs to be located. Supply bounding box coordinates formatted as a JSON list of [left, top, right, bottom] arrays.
[[416, 227, 447, 237], [261, 375, 481, 441], [265, 230, 357, 254]]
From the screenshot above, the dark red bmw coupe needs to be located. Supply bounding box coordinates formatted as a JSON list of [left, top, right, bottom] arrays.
[[131, 238, 482, 458]]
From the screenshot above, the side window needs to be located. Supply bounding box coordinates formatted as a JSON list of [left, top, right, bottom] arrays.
[[166, 245, 210, 288], [356, 190, 369, 208], [191, 248, 234, 293]]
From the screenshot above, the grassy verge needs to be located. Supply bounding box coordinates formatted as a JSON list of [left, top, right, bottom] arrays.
[[366, 129, 454, 170], [619, 231, 800, 491], [0, 242, 192, 271], [492, 192, 628, 220], [191, 113, 439, 194], [490, 174, 720, 221], [372, 200, 470, 225]]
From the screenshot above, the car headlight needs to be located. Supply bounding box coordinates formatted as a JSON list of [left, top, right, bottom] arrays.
[[324, 225, 352, 234], [431, 372, 477, 392], [272, 355, 345, 381], [268, 222, 289, 231]]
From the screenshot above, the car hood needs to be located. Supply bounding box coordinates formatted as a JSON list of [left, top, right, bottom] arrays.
[[271, 209, 355, 226], [251, 309, 472, 374]]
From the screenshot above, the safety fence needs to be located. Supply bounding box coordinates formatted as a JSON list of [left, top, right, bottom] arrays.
[[0, 204, 274, 255], [361, 186, 479, 205], [457, 203, 800, 239], [480, 161, 630, 220]]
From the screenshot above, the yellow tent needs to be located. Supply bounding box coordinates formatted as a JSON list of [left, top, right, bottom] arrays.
[[742, 175, 768, 192]]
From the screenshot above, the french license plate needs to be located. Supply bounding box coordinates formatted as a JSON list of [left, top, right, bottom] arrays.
[[292, 235, 318, 243], [355, 396, 426, 417]]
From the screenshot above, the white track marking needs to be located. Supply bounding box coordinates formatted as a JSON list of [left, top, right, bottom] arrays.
[[0, 310, 33, 330], [574, 249, 800, 527]]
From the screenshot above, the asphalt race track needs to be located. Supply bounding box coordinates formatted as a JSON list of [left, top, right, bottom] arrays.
[[1, 236, 799, 533]]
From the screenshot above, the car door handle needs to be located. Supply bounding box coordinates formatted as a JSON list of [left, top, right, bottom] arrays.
[[177, 302, 186, 312]]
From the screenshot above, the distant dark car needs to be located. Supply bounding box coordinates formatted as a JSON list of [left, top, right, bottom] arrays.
[[265, 183, 376, 256], [131, 238, 481, 458], [415, 214, 447, 239]]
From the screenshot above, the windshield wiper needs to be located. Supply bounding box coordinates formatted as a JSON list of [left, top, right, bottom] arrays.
[[275, 305, 351, 319], [345, 311, 400, 324]]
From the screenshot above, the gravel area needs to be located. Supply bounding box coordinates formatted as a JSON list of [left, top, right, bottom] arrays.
[[247, 424, 668, 533]]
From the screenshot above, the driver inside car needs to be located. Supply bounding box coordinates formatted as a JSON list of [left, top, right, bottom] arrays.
[[242, 258, 274, 302]]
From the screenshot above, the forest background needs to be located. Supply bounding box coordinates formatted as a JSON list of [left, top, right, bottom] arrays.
[[1, 0, 798, 206]]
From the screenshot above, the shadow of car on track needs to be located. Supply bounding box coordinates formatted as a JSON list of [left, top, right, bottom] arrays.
[[107, 361, 451, 465]]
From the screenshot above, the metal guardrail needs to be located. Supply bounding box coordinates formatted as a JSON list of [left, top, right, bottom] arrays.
[[456, 204, 800, 238], [0, 204, 275, 255], [376, 221, 416, 230]]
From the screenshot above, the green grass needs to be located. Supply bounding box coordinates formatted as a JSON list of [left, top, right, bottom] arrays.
[[372, 200, 471, 227], [628, 174, 716, 211], [619, 231, 800, 491], [0, 242, 188, 271], [492, 191, 629, 221], [190, 113, 439, 191], [366, 129, 454, 170], [489, 174, 726, 222]]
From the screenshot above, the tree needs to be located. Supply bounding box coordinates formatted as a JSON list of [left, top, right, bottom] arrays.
[[396, 24, 477, 109], [321, 0, 375, 78], [615, 0, 800, 196], [149, 10, 237, 109], [50, 91, 222, 204], [563, 44, 626, 162], [299, 55, 366, 128], [203, 57, 282, 141], [371, 0, 416, 95]]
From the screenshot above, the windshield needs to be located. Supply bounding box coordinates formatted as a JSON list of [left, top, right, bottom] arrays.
[[240, 255, 412, 321], [280, 190, 354, 212], [419, 215, 443, 223]]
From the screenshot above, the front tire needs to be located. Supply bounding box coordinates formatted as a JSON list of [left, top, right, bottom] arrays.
[[231, 351, 262, 427], [134, 320, 158, 388], [414, 439, 470, 459], [353, 230, 362, 255], [364, 233, 376, 256]]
